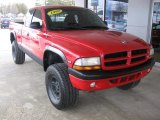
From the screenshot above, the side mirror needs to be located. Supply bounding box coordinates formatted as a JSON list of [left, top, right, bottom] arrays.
[[30, 22, 41, 29], [104, 21, 108, 27]]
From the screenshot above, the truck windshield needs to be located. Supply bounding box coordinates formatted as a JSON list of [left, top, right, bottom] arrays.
[[45, 8, 108, 30]]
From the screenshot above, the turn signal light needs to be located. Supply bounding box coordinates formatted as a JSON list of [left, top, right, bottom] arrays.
[[73, 65, 101, 71]]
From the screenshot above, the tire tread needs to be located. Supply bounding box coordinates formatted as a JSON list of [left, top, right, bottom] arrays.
[[12, 41, 25, 64], [46, 63, 79, 109]]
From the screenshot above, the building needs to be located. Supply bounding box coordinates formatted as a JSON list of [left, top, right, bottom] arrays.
[[75, 0, 160, 63]]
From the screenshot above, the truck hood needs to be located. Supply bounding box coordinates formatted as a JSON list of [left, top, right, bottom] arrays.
[[48, 30, 149, 55]]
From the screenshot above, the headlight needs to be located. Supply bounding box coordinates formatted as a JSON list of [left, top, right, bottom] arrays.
[[74, 57, 101, 66], [150, 47, 154, 56], [73, 57, 101, 70]]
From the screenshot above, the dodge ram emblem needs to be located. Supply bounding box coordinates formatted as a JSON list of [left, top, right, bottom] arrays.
[[121, 40, 128, 44]]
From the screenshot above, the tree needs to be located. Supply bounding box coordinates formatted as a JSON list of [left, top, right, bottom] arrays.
[[0, 4, 8, 15], [16, 3, 28, 14], [46, 0, 75, 6], [35, 0, 75, 6], [35, 0, 44, 6], [0, 3, 28, 16], [47, 0, 74, 6], [10, 4, 19, 14]]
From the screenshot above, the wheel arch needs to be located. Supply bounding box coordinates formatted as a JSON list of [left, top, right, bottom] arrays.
[[43, 46, 67, 71]]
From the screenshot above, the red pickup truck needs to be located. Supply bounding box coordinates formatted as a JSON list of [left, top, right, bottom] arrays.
[[10, 6, 155, 110]]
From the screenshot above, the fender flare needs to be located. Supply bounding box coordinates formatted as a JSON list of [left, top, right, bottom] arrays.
[[44, 46, 67, 64]]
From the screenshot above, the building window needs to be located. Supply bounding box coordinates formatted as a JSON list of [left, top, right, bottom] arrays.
[[105, 0, 128, 32], [151, 2, 160, 63], [87, 0, 129, 32], [87, 0, 105, 20]]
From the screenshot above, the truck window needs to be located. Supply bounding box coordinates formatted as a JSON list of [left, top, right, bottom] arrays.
[[25, 9, 35, 27], [45, 8, 107, 30], [32, 9, 42, 27]]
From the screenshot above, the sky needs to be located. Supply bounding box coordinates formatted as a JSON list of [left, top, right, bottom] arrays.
[[0, 0, 36, 8]]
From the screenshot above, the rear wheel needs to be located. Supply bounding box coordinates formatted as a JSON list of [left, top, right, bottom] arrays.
[[45, 63, 79, 110], [12, 41, 25, 64], [118, 80, 141, 90]]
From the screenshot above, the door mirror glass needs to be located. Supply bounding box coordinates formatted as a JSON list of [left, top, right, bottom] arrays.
[[30, 22, 41, 29]]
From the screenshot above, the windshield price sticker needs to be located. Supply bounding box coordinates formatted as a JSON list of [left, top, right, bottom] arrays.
[[48, 9, 63, 16]]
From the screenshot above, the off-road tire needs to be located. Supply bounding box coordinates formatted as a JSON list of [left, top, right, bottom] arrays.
[[45, 63, 79, 110], [12, 41, 25, 64], [118, 80, 141, 90]]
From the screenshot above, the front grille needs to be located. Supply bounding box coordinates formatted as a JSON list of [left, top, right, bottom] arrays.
[[104, 51, 127, 59], [105, 60, 127, 67], [131, 56, 146, 63], [132, 49, 147, 56], [104, 49, 148, 70]]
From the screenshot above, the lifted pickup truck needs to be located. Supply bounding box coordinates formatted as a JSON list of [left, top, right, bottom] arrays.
[[10, 6, 155, 110]]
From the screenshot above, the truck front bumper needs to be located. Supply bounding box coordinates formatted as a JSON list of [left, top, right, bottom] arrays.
[[68, 58, 155, 91]]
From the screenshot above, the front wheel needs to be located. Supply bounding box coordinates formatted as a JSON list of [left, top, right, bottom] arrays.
[[45, 63, 79, 110], [118, 80, 141, 90]]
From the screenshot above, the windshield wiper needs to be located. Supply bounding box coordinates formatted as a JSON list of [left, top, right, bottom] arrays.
[[81, 26, 108, 30]]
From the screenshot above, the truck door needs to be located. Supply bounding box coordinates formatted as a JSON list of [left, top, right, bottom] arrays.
[[21, 9, 35, 51], [29, 9, 44, 60]]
